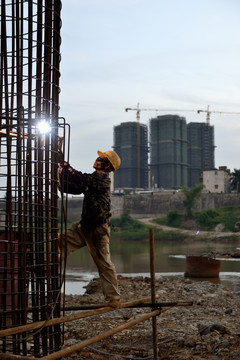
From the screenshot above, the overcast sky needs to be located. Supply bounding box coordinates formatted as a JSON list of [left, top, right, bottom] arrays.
[[59, 0, 240, 174]]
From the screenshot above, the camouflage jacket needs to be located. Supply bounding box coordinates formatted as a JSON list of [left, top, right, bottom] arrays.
[[59, 163, 111, 232]]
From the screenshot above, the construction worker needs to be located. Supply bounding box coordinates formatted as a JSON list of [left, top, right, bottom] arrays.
[[58, 149, 121, 308]]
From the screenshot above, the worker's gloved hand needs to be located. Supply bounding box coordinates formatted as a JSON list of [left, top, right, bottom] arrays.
[[57, 136, 64, 164]]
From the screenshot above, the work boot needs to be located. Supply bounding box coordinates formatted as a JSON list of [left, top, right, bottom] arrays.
[[107, 299, 122, 308]]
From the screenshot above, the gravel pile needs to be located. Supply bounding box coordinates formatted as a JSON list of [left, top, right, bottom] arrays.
[[62, 275, 240, 359]]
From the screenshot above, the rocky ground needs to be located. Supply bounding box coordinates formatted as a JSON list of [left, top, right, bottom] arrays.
[[61, 275, 240, 359]]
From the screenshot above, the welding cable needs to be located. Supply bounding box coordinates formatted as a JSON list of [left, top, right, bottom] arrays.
[[86, 346, 153, 359]]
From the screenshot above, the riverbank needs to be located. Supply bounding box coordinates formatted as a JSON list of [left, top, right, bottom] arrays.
[[110, 213, 240, 242], [62, 275, 240, 359], [138, 217, 240, 240]]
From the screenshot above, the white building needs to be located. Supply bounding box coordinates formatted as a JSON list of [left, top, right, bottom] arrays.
[[203, 166, 231, 193]]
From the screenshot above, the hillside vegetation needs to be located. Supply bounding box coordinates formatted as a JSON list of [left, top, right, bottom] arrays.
[[110, 210, 187, 240], [152, 206, 240, 232], [110, 206, 240, 240]]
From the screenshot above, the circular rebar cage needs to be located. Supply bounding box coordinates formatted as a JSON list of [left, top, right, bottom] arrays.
[[0, 0, 65, 356]]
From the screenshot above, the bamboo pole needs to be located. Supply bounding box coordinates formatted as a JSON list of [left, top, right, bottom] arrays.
[[0, 354, 33, 360], [0, 303, 190, 360], [61, 301, 193, 311], [149, 228, 158, 360], [42, 308, 170, 360], [0, 296, 157, 338]]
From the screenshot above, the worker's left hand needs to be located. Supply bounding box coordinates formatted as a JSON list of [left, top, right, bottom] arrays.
[[57, 136, 64, 164], [57, 150, 64, 164]]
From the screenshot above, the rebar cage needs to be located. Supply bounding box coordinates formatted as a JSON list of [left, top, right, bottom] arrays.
[[0, 0, 66, 356]]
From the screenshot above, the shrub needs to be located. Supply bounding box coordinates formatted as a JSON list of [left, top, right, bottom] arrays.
[[195, 209, 219, 230], [111, 210, 187, 240], [151, 216, 167, 225], [111, 209, 145, 229], [195, 206, 240, 232], [166, 209, 183, 227]]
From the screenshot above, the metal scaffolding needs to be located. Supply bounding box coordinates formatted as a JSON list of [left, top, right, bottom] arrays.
[[0, 0, 66, 356]]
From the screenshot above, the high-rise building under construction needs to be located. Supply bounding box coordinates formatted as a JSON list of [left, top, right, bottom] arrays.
[[187, 122, 215, 187], [113, 122, 148, 189], [149, 115, 188, 189], [113, 117, 215, 190]]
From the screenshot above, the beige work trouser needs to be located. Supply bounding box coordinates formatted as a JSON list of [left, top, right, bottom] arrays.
[[59, 222, 120, 301]]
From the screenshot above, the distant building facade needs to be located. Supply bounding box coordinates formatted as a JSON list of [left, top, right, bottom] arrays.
[[113, 122, 148, 189], [203, 166, 230, 193], [113, 117, 216, 190], [149, 115, 188, 189], [187, 122, 215, 187]]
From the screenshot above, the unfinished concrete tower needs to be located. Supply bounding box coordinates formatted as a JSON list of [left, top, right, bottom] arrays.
[[113, 122, 148, 189], [187, 122, 215, 187], [0, 0, 66, 356], [149, 115, 188, 189]]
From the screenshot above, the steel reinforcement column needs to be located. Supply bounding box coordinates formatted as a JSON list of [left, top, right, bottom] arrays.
[[0, 0, 64, 356]]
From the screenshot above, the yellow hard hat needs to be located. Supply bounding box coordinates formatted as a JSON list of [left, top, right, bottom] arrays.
[[97, 150, 121, 172]]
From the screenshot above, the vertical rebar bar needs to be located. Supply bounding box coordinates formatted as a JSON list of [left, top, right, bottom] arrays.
[[149, 228, 158, 360]]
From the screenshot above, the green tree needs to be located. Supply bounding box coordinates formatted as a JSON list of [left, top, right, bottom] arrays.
[[230, 169, 240, 192], [181, 184, 204, 219]]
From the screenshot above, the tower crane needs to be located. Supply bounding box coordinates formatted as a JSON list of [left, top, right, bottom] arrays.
[[125, 102, 195, 122], [125, 103, 240, 188], [197, 105, 240, 126]]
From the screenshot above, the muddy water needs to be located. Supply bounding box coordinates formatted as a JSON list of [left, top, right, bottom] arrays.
[[65, 239, 240, 294]]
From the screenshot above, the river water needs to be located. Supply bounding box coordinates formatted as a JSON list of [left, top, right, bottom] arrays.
[[65, 239, 240, 295]]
